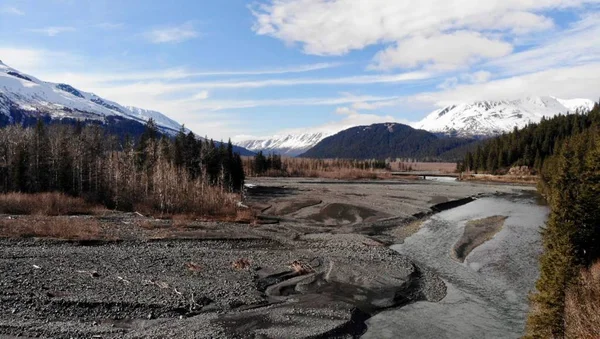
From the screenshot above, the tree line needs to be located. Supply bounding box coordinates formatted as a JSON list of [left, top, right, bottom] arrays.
[[460, 105, 600, 174], [247, 151, 389, 177], [466, 102, 600, 337], [0, 119, 245, 216]]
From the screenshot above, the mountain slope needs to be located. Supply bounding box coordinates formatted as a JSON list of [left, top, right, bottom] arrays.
[[235, 132, 333, 157], [417, 96, 595, 137], [300, 123, 475, 160], [0, 59, 254, 155], [0, 59, 182, 133]]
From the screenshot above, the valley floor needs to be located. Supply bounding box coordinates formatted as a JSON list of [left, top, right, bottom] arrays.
[[0, 178, 539, 338]]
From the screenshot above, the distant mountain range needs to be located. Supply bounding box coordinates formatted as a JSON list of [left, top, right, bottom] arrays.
[[235, 132, 332, 157], [236, 96, 595, 155], [416, 96, 595, 137], [0, 60, 253, 155], [300, 122, 476, 160], [3, 58, 593, 160]]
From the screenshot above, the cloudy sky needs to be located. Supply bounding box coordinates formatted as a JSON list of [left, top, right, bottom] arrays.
[[1, 0, 599, 140]]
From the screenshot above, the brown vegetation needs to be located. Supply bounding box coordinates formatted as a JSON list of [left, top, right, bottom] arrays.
[[389, 161, 457, 173], [0, 121, 245, 220], [0, 192, 104, 216], [564, 262, 600, 339], [460, 173, 538, 184], [244, 157, 391, 179], [0, 217, 104, 240]]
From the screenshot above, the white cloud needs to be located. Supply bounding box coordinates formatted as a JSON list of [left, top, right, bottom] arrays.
[[193, 90, 209, 100], [370, 31, 512, 71], [463, 11, 555, 34], [1, 6, 24, 15], [38, 62, 344, 85], [144, 23, 199, 43], [461, 71, 492, 84], [0, 47, 81, 71], [28, 26, 76, 37], [252, 0, 591, 56], [414, 63, 600, 106], [51, 71, 429, 102], [487, 13, 600, 76]]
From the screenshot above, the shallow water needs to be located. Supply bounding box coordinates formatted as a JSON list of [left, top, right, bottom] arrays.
[[363, 192, 549, 339], [424, 176, 458, 182]]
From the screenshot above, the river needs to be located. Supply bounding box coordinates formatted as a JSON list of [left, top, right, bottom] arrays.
[[363, 192, 549, 339]]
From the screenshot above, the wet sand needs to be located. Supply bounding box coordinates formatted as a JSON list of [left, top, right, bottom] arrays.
[[453, 215, 508, 262]]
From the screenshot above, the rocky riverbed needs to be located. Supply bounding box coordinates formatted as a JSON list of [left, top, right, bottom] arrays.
[[0, 178, 537, 338]]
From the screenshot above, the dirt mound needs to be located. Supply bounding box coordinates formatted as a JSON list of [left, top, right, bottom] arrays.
[[307, 203, 386, 225], [265, 198, 322, 216]]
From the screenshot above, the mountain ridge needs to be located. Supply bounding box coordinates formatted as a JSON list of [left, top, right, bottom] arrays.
[[416, 96, 595, 137], [0, 60, 181, 133], [300, 122, 476, 160], [0, 60, 254, 155], [237, 96, 595, 156]]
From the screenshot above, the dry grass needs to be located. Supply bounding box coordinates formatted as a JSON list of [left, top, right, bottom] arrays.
[[233, 208, 257, 224], [0, 217, 104, 240], [294, 168, 390, 180], [390, 161, 457, 173], [244, 157, 391, 180], [0, 192, 104, 216], [565, 261, 600, 339], [460, 174, 538, 184]]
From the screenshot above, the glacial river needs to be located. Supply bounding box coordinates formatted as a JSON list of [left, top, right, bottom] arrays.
[[363, 192, 549, 339]]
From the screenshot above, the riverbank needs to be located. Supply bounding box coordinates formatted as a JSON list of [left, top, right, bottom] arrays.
[[0, 178, 537, 338], [365, 193, 549, 339]]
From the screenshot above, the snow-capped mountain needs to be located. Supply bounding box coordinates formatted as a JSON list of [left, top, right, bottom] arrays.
[[417, 96, 595, 137], [236, 132, 334, 157], [0, 59, 181, 133]]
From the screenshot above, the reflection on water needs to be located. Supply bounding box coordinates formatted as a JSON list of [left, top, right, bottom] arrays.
[[363, 193, 549, 339]]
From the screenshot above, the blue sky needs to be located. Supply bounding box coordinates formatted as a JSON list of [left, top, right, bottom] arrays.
[[1, 0, 599, 140]]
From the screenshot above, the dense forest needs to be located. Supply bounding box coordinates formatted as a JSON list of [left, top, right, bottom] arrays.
[[0, 119, 245, 216], [461, 102, 600, 337], [300, 123, 476, 160], [459, 104, 600, 174]]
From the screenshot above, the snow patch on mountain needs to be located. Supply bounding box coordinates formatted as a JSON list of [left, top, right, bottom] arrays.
[[0, 60, 181, 133], [417, 96, 595, 137], [236, 132, 334, 157]]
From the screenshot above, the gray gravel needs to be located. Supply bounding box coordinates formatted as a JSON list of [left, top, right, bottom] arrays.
[[0, 178, 532, 338]]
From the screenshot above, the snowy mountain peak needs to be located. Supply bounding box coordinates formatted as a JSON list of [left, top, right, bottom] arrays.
[[0, 60, 182, 133], [417, 96, 595, 137], [235, 131, 335, 157]]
